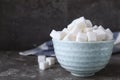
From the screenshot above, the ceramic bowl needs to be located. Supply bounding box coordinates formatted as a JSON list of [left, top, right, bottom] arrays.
[[52, 39, 114, 77]]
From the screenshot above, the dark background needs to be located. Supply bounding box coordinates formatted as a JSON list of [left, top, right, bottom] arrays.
[[0, 0, 120, 50]]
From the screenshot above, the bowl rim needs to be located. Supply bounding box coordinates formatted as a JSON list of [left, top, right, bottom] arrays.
[[52, 39, 114, 44]]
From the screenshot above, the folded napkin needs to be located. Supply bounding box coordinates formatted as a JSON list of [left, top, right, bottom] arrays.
[[19, 32, 120, 56]]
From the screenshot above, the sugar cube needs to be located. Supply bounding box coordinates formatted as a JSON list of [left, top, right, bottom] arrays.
[[63, 33, 76, 41], [67, 18, 79, 31], [46, 57, 55, 66], [85, 20, 92, 28], [38, 55, 46, 62], [67, 21, 75, 31], [68, 17, 87, 32], [50, 30, 61, 40], [39, 61, 49, 70], [69, 25, 82, 35], [93, 25, 98, 30], [60, 31, 68, 40], [98, 25, 105, 30], [105, 28, 113, 40], [83, 27, 93, 33], [62, 28, 69, 34], [87, 32, 97, 41], [76, 32, 87, 42], [75, 17, 88, 31], [93, 28, 107, 41], [50, 30, 66, 40], [61, 28, 69, 39]]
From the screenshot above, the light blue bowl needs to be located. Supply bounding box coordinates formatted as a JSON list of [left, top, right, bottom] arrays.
[[52, 39, 114, 77]]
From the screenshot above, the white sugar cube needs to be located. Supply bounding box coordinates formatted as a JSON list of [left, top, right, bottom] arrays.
[[83, 27, 93, 33], [63, 33, 76, 41], [68, 17, 87, 31], [69, 26, 82, 35], [85, 20, 92, 28], [93, 25, 98, 30], [93, 28, 106, 41], [105, 28, 113, 40], [61, 32, 68, 39], [50, 30, 61, 39], [46, 57, 55, 66], [50, 30, 66, 40], [98, 25, 105, 30], [67, 18, 79, 31], [39, 61, 49, 70], [87, 32, 97, 41], [62, 28, 69, 34], [67, 21, 75, 31], [76, 32, 87, 42], [75, 17, 87, 31], [38, 55, 46, 62]]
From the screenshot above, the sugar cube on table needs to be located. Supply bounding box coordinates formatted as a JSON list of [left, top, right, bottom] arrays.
[[46, 57, 55, 66], [76, 32, 87, 42], [39, 61, 49, 70], [105, 28, 113, 40], [38, 55, 46, 62], [87, 32, 97, 41]]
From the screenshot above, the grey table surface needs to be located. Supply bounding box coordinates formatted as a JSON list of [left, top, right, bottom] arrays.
[[0, 51, 120, 80]]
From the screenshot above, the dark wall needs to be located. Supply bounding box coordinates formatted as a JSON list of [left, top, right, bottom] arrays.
[[0, 0, 120, 50], [68, 0, 120, 31]]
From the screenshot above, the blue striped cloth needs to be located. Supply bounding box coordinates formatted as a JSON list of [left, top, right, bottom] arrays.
[[19, 32, 120, 56]]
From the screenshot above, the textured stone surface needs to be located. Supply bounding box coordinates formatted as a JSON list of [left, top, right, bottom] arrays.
[[0, 51, 120, 80], [0, 0, 67, 50], [0, 0, 120, 50]]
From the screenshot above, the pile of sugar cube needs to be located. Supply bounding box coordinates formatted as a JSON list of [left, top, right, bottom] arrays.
[[50, 17, 113, 42], [38, 56, 55, 70]]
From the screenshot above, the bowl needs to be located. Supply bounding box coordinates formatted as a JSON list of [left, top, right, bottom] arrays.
[[52, 39, 114, 77]]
